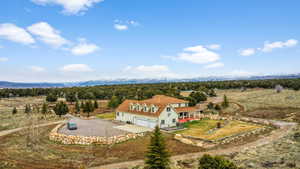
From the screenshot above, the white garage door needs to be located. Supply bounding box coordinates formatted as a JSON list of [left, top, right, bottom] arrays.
[[135, 118, 157, 128]]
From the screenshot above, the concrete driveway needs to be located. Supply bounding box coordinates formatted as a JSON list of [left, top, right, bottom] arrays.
[[114, 124, 153, 133], [58, 117, 129, 137]]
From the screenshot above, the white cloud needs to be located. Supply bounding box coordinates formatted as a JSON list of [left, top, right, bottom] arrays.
[[175, 45, 220, 64], [262, 39, 298, 52], [113, 20, 140, 31], [207, 44, 221, 50], [0, 23, 35, 45], [0, 57, 8, 62], [123, 65, 179, 78], [135, 65, 169, 72], [31, 0, 104, 15], [29, 66, 45, 72], [27, 22, 69, 48], [240, 48, 256, 56], [128, 20, 140, 27], [71, 40, 99, 55], [204, 62, 224, 69], [227, 70, 255, 77], [114, 24, 128, 31], [60, 64, 93, 72]]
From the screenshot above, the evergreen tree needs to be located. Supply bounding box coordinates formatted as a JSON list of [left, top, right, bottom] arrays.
[[66, 92, 77, 104], [75, 101, 81, 114], [222, 95, 229, 108], [46, 93, 58, 102], [24, 104, 31, 114], [80, 101, 84, 110], [207, 102, 214, 109], [94, 100, 99, 109], [214, 104, 222, 111], [41, 103, 48, 114], [198, 154, 238, 169], [145, 126, 170, 169], [108, 96, 121, 108], [83, 100, 94, 117], [12, 107, 17, 115], [53, 101, 69, 117]]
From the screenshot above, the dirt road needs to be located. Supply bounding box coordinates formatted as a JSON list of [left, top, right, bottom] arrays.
[[0, 120, 65, 137]]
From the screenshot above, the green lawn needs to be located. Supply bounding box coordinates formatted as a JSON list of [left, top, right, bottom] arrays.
[[96, 112, 116, 120]]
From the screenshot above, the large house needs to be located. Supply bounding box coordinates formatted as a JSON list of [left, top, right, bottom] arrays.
[[116, 95, 200, 128]]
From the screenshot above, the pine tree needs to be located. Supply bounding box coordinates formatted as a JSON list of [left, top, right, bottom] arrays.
[[54, 101, 69, 117], [12, 107, 17, 115], [94, 100, 99, 109], [83, 101, 94, 117], [145, 126, 170, 169], [75, 101, 81, 114], [46, 93, 58, 102], [24, 104, 31, 114], [222, 95, 229, 108], [198, 154, 238, 169], [108, 96, 121, 108], [41, 103, 48, 114]]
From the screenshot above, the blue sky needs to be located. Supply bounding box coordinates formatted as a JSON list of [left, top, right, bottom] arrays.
[[0, 0, 299, 82]]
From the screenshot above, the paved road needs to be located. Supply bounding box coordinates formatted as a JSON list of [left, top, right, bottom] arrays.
[[90, 119, 297, 169], [0, 120, 65, 137], [59, 117, 129, 137]]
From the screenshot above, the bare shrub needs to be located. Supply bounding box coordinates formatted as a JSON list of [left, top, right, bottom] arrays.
[[20, 115, 47, 152], [275, 85, 283, 93]]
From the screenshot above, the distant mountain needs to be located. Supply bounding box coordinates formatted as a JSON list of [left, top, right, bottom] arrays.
[[1, 73, 300, 89]]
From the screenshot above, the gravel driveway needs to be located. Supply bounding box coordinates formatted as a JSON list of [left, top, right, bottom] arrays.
[[58, 117, 128, 137]]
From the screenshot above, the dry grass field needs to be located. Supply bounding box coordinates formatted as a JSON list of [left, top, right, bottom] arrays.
[[0, 97, 63, 131], [217, 89, 300, 121], [176, 119, 262, 141]]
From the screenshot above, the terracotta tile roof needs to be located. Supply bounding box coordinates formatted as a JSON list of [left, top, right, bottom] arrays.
[[175, 106, 198, 113], [116, 95, 188, 117], [143, 95, 188, 104]]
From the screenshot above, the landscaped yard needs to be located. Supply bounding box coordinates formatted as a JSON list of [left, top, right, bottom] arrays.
[[176, 119, 263, 141]]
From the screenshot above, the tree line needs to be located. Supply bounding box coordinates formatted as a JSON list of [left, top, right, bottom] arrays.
[[1, 78, 299, 102]]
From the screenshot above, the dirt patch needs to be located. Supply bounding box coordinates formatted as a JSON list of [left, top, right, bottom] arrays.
[[242, 107, 300, 120]]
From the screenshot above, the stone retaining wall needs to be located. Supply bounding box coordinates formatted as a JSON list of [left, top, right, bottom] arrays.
[[49, 123, 145, 145]]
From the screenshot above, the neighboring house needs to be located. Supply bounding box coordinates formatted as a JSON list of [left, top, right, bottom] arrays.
[[116, 95, 201, 128]]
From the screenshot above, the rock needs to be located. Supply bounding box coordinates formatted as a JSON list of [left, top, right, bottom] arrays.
[[247, 162, 255, 168]]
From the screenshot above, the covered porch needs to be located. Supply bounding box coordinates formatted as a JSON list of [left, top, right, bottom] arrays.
[[175, 106, 207, 123]]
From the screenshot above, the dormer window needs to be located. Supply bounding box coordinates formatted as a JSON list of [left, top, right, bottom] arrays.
[[130, 103, 134, 110], [166, 107, 171, 112]]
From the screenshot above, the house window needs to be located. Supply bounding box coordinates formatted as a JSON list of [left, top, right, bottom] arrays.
[[161, 120, 165, 125], [151, 107, 155, 113], [172, 119, 176, 123], [144, 107, 147, 112], [117, 112, 119, 116], [166, 107, 171, 112], [168, 113, 171, 117]]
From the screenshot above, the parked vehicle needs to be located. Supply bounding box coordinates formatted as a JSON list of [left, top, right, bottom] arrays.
[[67, 122, 78, 130]]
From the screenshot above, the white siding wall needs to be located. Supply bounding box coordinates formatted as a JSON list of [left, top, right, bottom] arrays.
[[116, 112, 158, 127], [158, 107, 178, 128]]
